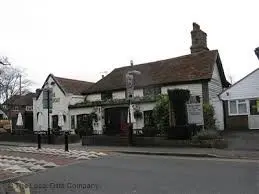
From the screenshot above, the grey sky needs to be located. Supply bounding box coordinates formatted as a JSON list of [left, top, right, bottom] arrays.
[[0, 0, 258, 91]]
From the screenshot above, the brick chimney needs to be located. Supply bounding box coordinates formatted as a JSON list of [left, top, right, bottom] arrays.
[[190, 23, 209, 53]]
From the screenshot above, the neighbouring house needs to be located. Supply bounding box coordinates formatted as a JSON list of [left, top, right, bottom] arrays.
[[220, 68, 259, 130], [0, 106, 7, 119], [69, 23, 230, 135], [2, 93, 36, 131], [33, 74, 94, 133]]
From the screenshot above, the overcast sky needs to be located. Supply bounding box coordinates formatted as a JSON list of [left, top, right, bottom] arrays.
[[0, 0, 258, 91]]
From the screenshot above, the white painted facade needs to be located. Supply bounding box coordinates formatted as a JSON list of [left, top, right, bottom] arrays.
[[208, 63, 224, 130], [73, 83, 205, 134], [162, 84, 203, 100], [86, 94, 101, 101], [33, 75, 85, 133], [68, 63, 226, 133], [134, 89, 144, 97], [112, 91, 125, 99], [133, 102, 156, 130], [220, 68, 259, 101], [220, 68, 259, 129], [209, 63, 223, 100]]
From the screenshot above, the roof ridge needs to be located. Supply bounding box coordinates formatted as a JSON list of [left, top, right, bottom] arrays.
[[84, 50, 221, 94], [115, 50, 218, 70], [54, 76, 94, 84]]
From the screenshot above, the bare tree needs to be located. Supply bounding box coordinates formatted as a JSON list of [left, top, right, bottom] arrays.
[[0, 56, 11, 66], [0, 64, 32, 103]]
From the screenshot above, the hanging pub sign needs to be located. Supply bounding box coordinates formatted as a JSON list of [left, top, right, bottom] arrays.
[[42, 89, 53, 109], [186, 103, 204, 125], [126, 73, 134, 100]]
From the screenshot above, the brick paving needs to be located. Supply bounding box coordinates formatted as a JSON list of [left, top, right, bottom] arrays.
[[0, 151, 77, 182], [0, 147, 107, 183]]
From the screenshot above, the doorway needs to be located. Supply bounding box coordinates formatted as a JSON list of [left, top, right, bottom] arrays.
[[104, 107, 128, 135]]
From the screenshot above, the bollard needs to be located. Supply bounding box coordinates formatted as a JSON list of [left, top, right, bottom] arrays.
[[128, 124, 133, 146], [65, 132, 69, 152], [37, 133, 41, 149]]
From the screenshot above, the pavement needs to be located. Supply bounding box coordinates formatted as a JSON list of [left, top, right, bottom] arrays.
[[226, 131, 259, 151], [1, 154, 259, 194]]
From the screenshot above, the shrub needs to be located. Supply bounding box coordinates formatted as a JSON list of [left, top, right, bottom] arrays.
[[203, 104, 216, 130], [152, 95, 169, 134], [192, 130, 221, 140], [142, 125, 158, 137]]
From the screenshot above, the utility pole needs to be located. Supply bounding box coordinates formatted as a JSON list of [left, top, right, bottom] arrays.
[[47, 89, 51, 144], [125, 60, 141, 146]]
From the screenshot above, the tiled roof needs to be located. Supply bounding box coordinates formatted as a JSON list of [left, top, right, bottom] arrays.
[[54, 76, 94, 95], [84, 50, 229, 94], [4, 93, 36, 106]]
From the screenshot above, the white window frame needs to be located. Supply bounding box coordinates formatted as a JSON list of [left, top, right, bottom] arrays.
[[228, 99, 250, 116], [25, 106, 33, 111], [13, 106, 19, 111]]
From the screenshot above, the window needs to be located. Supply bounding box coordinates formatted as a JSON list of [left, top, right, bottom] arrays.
[[250, 99, 259, 115], [229, 101, 237, 114], [26, 106, 33, 111], [13, 106, 19, 111], [101, 92, 112, 101], [144, 110, 154, 126], [52, 115, 58, 129], [229, 100, 248, 115], [143, 87, 161, 96], [71, 115, 75, 129], [238, 100, 247, 114]]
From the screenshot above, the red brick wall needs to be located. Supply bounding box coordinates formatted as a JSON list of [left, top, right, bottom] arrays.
[[226, 115, 248, 130]]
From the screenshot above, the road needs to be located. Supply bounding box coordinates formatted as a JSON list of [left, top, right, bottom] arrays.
[[2, 154, 259, 194]]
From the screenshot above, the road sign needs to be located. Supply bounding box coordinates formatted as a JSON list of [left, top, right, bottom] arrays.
[[126, 74, 134, 99]]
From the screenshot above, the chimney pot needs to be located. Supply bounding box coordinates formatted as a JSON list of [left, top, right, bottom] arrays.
[[130, 60, 134, 67]]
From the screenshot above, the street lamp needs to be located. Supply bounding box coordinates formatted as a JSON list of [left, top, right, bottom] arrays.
[[126, 69, 141, 146]]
